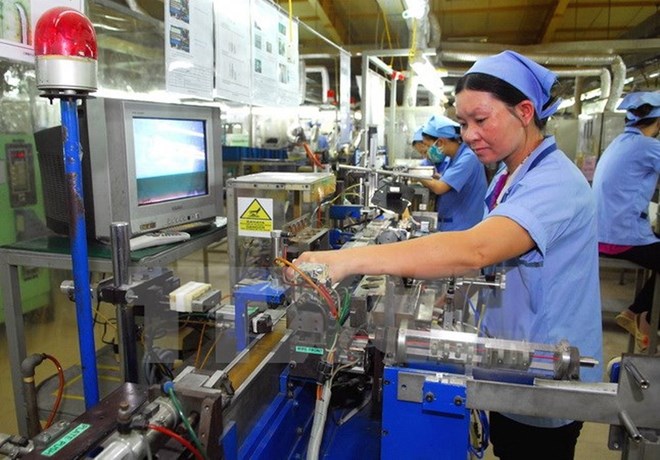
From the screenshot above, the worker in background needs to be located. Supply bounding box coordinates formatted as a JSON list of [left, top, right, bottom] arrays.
[[417, 115, 487, 231], [295, 50, 603, 459], [411, 126, 429, 159], [592, 91, 660, 351]]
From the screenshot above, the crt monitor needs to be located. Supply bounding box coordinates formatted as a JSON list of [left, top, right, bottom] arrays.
[[36, 98, 223, 240]]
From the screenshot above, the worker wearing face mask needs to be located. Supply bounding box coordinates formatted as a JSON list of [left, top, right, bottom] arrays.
[[418, 114, 488, 231]]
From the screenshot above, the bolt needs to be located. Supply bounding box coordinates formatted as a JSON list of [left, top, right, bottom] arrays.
[[425, 392, 435, 403], [453, 396, 463, 406]]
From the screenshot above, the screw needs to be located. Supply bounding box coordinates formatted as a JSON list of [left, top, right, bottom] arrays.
[[425, 392, 435, 402], [453, 396, 463, 406]]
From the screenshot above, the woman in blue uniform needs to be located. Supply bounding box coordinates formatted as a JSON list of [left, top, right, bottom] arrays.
[[296, 50, 603, 459], [592, 92, 660, 350], [417, 115, 487, 231], [411, 126, 428, 159]]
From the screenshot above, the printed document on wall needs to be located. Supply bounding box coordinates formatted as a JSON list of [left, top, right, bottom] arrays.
[[251, 0, 301, 107], [165, 0, 213, 99], [214, 0, 251, 104], [0, 0, 83, 63]]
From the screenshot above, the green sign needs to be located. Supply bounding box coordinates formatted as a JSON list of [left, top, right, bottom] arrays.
[[295, 345, 324, 355], [41, 423, 91, 457]]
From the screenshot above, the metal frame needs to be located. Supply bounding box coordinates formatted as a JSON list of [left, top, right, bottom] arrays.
[[0, 225, 226, 436]]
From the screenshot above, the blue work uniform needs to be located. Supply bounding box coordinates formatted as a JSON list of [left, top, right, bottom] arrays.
[[482, 136, 604, 427], [435, 143, 487, 231], [592, 127, 660, 246]]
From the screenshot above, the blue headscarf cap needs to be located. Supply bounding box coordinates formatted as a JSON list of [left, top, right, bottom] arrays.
[[422, 115, 460, 139], [618, 92, 660, 126], [465, 50, 561, 119], [411, 127, 424, 143]]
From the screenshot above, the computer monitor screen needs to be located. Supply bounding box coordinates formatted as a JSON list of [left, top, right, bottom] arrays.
[[36, 98, 223, 240], [133, 117, 208, 206]]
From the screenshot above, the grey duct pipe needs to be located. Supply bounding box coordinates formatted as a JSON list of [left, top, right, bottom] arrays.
[[606, 56, 626, 112], [439, 51, 625, 112], [21, 354, 46, 438]]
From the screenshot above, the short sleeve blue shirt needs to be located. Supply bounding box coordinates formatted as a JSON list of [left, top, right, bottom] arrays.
[[435, 143, 487, 231], [483, 136, 604, 427], [592, 127, 660, 246]]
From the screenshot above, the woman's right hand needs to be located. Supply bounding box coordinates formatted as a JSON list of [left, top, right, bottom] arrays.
[[292, 250, 351, 283]]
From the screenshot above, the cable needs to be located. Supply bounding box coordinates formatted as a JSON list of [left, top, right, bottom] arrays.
[[194, 322, 207, 368], [147, 424, 203, 460], [199, 330, 224, 370], [303, 142, 324, 168], [274, 257, 338, 317], [165, 385, 208, 459], [42, 354, 64, 429]]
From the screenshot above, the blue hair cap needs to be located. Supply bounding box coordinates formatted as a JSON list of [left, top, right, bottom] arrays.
[[465, 50, 561, 119], [618, 92, 660, 126], [412, 127, 424, 143], [422, 115, 460, 139]]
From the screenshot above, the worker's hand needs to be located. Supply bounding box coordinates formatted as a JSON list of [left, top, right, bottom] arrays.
[[292, 250, 351, 283]]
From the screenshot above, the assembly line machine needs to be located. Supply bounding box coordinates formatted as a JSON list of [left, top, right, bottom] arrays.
[[2, 171, 659, 460]]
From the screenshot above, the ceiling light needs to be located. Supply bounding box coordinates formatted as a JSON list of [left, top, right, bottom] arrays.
[[410, 54, 444, 95]]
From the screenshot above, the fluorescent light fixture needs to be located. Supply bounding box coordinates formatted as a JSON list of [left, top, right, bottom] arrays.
[[410, 54, 444, 95]]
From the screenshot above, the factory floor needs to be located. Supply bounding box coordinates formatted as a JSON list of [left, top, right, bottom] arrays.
[[0, 240, 650, 459]]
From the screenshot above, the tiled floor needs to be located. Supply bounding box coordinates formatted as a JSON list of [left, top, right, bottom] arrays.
[[0, 243, 650, 459]]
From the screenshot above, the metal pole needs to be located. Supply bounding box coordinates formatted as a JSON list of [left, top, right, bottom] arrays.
[[60, 97, 100, 408], [110, 223, 139, 382]]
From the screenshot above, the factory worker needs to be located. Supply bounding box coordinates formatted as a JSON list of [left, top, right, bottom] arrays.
[[418, 114, 487, 231], [411, 126, 429, 159], [296, 50, 603, 460], [592, 91, 660, 350]]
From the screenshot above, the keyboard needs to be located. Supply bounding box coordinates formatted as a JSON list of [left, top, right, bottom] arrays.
[[130, 231, 191, 251]]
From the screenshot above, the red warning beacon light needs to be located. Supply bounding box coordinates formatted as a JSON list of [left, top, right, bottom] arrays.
[[34, 7, 98, 96]]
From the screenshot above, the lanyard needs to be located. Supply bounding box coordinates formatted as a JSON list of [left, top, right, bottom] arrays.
[[486, 141, 557, 211]]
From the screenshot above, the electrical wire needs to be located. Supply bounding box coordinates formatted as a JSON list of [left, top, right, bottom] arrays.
[[166, 387, 208, 459], [303, 142, 325, 168], [42, 354, 64, 429], [199, 329, 224, 370], [147, 424, 203, 460], [194, 322, 207, 368], [274, 257, 338, 317]]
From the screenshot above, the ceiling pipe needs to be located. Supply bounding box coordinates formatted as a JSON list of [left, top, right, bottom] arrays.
[[439, 51, 625, 112], [573, 76, 585, 117], [555, 67, 612, 105]]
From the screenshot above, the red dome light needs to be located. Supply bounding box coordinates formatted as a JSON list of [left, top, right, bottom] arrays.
[[34, 7, 97, 59], [34, 7, 98, 95]]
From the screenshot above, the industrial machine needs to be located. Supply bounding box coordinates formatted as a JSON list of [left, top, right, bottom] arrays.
[[3, 170, 659, 460], [0, 134, 51, 323]]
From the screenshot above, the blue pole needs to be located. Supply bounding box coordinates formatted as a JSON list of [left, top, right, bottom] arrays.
[[60, 97, 100, 408]]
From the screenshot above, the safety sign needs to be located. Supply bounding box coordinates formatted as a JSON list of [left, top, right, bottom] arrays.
[[238, 197, 273, 237]]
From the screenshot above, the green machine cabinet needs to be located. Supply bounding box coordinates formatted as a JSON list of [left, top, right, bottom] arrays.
[[0, 133, 51, 322]]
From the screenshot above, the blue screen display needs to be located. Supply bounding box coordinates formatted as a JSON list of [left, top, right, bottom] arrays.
[[132, 117, 208, 206]]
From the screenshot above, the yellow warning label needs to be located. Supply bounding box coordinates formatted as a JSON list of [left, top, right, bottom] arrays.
[[239, 198, 273, 235], [240, 199, 272, 220]]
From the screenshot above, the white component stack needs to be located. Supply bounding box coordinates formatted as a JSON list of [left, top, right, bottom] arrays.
[[169, 281, 213, 312]]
